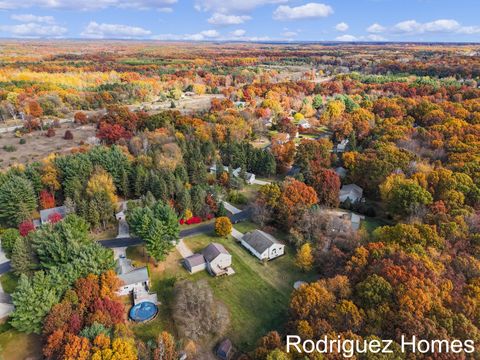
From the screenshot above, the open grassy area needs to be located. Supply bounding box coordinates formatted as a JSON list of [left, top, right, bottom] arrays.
[[0, 321, 42, 360], [125, 229, 317, 351], [362, 217, 389, 233], [233, 221, 258, 234]]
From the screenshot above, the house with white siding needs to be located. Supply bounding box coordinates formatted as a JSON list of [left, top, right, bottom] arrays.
[[241, 230, 285, 261]]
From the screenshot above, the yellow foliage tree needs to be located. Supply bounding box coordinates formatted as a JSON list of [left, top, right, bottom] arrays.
[[215, 216, 232, 237], [295, 243, 313, 272], [41, 154, 61, 191], [86, 167, 118, 204]]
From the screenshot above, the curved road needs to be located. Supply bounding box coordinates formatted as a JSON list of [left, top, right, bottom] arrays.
[[0, 208, 251, 275]]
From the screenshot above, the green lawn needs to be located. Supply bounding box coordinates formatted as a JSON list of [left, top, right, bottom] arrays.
[[0, 273, 18, 294], [233, 221, 257, 234], [362, 217, 388, 233], [126, 230, 317, 351]]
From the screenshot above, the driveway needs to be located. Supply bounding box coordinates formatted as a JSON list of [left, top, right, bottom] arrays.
[[0, 282, 13, 319], [231, 228, 244, 241], [252, 179, 271, 186], [176, 239, 194, 258], [222, 201, 242, 215]]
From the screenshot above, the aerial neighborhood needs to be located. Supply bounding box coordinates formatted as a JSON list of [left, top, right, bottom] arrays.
[[0, 37, 478, 360]]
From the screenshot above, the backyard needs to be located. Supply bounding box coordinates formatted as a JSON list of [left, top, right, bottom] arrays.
[[125, 229, 317, 351]]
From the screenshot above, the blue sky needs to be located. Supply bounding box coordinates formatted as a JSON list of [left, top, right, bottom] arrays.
[[0, 0, 479, 42]]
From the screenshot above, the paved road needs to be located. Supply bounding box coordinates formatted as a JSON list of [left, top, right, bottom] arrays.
[[0, 209, 252, 275]]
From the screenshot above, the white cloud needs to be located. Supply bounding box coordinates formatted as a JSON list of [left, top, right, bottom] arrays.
[[81, 21, 152, 38], [273, 2, 333, 21], [366, 34, 386, 41], [157, 7, 173, 12], [366, 19, 477, 37], [457, 26, 480, 34], [0, 22, 67, 37], [0, 0, 177, 11], [231, 29, 246, 37], [367, 23, 386, 33], [11, 14, 55, 24], [282, 30, 297, 38], [153, 29, 219, 41], [335, 34, 357, 41], [335, 22, 348, 32], [208, 13, 251, 25], [194, 0, 286, 14]]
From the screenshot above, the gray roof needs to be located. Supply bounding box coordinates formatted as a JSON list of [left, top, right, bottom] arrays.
[[242, 230, 280, 254], [118, 267, 149, 286], [184, 253, 206, 267], [40, 206, 67, 223], [202, 243, 230, 262], [116, 257, 134, 274]]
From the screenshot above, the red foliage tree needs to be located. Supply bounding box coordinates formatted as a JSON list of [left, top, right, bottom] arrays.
[[18, 220, 35, 237], [39, 190, 55, 210], [306, 166, 340, 207], [48, 212, 63, 224]]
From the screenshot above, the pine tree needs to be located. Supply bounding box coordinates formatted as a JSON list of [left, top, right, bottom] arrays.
[[0, 176, 37, 227], [11, 236, 37, 276]]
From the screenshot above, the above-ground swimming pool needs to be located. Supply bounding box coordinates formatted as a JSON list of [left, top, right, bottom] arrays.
[[129, 301, 158, 322]]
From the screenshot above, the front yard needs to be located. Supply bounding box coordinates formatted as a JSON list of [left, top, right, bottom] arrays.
[[125, 229, 317, 351]]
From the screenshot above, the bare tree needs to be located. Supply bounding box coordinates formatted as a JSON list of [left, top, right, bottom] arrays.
[[172, 280, 230, 341]]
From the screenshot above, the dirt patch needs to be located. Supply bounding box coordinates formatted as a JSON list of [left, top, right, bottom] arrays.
[[0, 123, 96, 169]]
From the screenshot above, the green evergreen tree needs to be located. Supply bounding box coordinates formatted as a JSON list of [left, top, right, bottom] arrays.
[[11, 236, 37, 276], [0, 176, 37, 227]]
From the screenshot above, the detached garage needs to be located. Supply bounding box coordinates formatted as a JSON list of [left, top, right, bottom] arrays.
[[183, 254, 206, 274], [241, 230, 285, 261]]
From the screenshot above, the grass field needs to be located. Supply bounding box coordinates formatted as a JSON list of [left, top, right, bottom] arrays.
[[0, 321, 42, 360], [126, 230, 317, 351]]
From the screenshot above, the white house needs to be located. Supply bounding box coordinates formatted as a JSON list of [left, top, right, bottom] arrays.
[[339, 184, 364, 203], [202, 243, 234, 276], [336, 139, 349, 153], [209, 164, 256, 184], [298, 119, 311, 129], [116, 256, 150, 296], [183, 243, 234, 276], [241, 230, 285, 261]]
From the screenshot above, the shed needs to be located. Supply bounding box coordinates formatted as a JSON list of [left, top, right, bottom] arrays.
[[183, 254, 206, 274], [40, 206, 67, 224]]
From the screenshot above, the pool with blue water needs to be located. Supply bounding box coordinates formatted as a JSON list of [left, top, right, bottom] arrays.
[[129, 301, 158, 322]]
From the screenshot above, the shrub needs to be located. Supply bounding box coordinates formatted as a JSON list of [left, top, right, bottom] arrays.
[[46, 128, 55, 137], [3, 145, 17, 152], [64, 130, 74, 140], [74, 111, 88, 124], [19, 138, 26, 145]]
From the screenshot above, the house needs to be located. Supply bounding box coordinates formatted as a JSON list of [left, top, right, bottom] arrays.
[[202, 243, 234, 276], [339, 184, 364, 203], [350, 213, 363, 231], [241, 230, 285, 261], [216, 339, 233, 360], [183, 253, 206, 274], [116, 256, 150, 297], [40, 206, 67, 224], [209, 164, 256, 184], [183, 243, 234, 277], [336, 139, 349, 153], [298, 119, 311, 129]]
